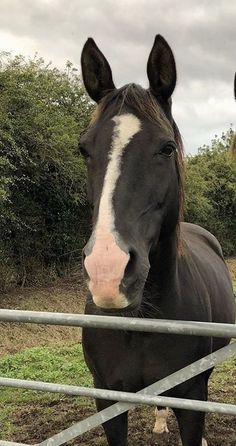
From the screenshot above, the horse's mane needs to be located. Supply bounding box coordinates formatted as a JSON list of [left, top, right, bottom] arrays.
[[91, 83, 185, 251]]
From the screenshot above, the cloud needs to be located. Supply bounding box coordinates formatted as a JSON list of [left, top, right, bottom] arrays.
[[0, 0, 235, 152]]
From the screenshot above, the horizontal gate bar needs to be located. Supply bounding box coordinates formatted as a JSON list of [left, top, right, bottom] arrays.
[[0, 309, 235, 337], [0, 376, 236, 415], [38, 342, 236, 446], [0, 442, 29, 446]]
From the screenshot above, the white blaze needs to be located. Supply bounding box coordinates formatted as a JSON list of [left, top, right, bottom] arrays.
[[97, 113, 141, 233], [84, 113, 141, 308]]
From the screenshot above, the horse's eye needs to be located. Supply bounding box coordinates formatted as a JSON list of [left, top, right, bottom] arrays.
[[159, 142, 176, 157]]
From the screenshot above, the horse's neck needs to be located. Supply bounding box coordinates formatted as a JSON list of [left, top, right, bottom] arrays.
[[145, 232, 178, 301]]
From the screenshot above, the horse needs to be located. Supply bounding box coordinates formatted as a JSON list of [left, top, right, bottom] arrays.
[[80, 35, 235, 446]]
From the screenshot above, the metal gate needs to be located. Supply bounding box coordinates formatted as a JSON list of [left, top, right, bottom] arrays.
[[0, 309, 235, 446]]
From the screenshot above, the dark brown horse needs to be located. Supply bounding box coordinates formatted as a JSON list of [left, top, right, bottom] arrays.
[[80, 35, 235, 446]]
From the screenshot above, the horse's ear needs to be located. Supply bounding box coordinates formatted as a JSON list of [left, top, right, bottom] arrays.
[[81, 38, 115, 103], [147, 35, 176, 101]]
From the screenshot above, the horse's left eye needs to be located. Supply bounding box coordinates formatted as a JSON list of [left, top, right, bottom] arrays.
[[159, 142, 176, 157]]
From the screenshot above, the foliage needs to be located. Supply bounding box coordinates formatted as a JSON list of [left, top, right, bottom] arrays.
[[0, 54, 93, 289], [185, 129, 236, 256]]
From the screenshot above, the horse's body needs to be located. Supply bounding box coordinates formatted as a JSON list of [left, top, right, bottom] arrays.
[[80, 36, 235, 446]]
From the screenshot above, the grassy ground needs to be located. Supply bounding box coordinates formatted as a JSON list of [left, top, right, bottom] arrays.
[[0, 259, 235, 445], [0, 279, 86, 355], [0, 343, 235, 445], [0, 343, 93, 440]]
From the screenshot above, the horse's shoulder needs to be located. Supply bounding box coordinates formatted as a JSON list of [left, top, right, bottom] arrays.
[[180, 222, 223, 258]]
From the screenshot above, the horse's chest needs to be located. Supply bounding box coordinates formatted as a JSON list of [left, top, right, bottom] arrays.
[[83, 329, 181, 391]]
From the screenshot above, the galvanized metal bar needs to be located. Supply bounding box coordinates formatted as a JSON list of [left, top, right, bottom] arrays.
[[37, 342, 236, 446], [0, 309, 235, 338], [0, 442, 30, 446], [0, 376, 235, 415], [0, 443, 31, 446]]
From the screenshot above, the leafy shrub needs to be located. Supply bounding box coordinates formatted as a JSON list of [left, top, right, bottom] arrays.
[[0, 54, 93, 289], [185, 129, 236, 256]]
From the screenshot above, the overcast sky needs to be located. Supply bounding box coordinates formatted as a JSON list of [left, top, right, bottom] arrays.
[[0, 0, 235, 153]]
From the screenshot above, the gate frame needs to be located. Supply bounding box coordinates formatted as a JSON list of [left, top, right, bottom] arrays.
[[0, 309, 235, 446]]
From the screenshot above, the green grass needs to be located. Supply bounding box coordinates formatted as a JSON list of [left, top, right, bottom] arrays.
[[0, 343, 92, 404], [0, 343, 235, 441], [208, 356, 236, 404], [0, 343, 93, 438], [0, 406, 15, 438]]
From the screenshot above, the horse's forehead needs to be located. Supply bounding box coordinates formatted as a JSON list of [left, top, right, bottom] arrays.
[[98, 109, 167, 147], [111, 113, 141, 148], [100, 112, 141, 215]]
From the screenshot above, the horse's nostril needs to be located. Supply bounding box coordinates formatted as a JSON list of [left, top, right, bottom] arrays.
[[83, 241, 93, 262], [82, 248, 89, 278], [125, 250, 137, 278], [82, 249, 87, 267]]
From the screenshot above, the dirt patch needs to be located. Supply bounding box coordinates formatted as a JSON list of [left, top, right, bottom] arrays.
[[6, 397, 236, 446], [0, 277, 86, 356]]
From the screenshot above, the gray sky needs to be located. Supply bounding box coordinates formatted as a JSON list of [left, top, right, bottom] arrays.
[[0, 0, 235, 153]]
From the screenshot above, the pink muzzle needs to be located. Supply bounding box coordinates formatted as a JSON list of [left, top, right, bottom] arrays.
[[84, 228, 130, 307]]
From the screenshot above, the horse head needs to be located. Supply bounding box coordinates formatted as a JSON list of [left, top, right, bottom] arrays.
[[80, 36, 183, 311]]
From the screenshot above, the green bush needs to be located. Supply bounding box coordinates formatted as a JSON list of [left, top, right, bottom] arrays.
[[0, 54, 93, 289], [185, 129, 236, 256]]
